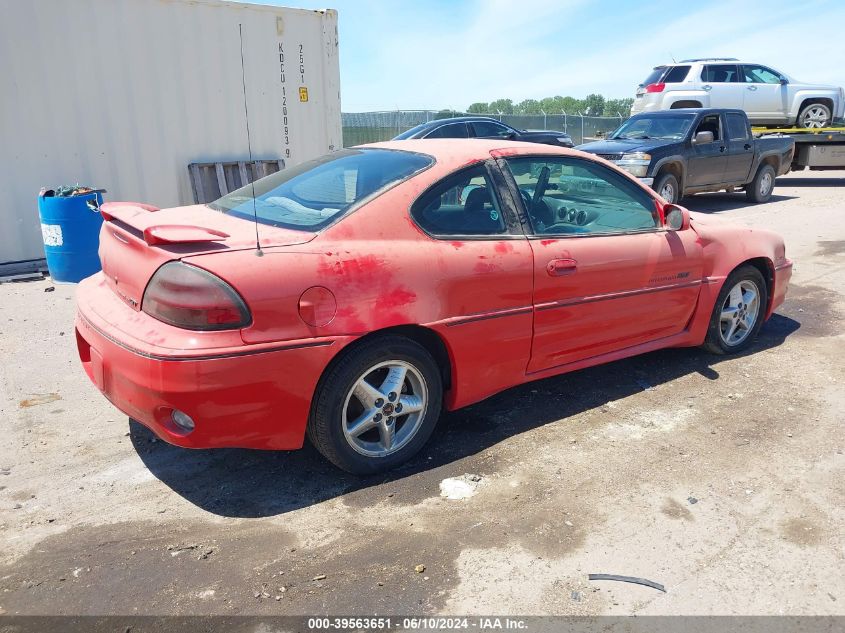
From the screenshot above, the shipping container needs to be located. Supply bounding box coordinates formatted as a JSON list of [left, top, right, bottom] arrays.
[[0, 0, 341, 269]]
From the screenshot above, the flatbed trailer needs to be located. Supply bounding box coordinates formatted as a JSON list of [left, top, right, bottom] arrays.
[[753, 127, 845, 171]]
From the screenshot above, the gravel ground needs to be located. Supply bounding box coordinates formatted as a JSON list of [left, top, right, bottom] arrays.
[[0, 171, 843, 616]]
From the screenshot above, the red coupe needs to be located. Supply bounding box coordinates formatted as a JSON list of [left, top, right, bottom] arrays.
[[75, 140, 792, 473]]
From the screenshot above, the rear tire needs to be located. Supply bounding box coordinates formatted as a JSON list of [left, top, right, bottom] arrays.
[[307, 335, 443, 474], [745, 164, 776, 203], [702, 265, 768, 355], [654, 173, 679, 203], [797, 102, 832, 128]]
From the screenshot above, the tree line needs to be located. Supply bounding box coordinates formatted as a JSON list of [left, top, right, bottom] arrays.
[[464, 95, 634, 117]]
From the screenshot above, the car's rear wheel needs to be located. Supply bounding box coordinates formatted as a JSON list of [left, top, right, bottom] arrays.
[[654, 173, 679, 204], [307, 335, 442, 474], [746, 164, 776, 203], [797, 102, 832, 128], [702, 265, 768, 355]]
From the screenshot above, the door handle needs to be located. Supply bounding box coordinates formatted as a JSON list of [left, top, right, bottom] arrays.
[[744, 143, 752, 150], [719, 146, 726, 153], [547, 258, 577, 276], [747, 85, 757, 91], [702, 85, 712, 91]]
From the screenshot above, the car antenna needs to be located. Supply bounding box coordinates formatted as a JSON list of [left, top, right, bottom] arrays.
[[671, 53, 677, 63], [239, 23, 263, 257]]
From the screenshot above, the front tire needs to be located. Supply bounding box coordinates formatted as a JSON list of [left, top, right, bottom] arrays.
[[797, 102, 832, 128], [654, 172, 679, 204], [702, 265, 768, 355], [745, 164, 776, 203], [307, 335, 443, 474]]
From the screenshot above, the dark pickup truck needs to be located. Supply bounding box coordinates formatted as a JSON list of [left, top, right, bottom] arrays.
[[578, 108, 794, 203]]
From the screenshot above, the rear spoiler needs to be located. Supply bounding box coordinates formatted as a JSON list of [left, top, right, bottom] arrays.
[[99, 202, 230, 246]]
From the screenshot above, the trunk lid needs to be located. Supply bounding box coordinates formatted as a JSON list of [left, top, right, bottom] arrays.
[[98, 202, 314, 311]]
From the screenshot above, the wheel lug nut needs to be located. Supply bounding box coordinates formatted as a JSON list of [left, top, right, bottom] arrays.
[[375, 398, 384, 407], [374, 413, 382, 422], [395, 404, 403, 413], [388, 392, 397, 402]]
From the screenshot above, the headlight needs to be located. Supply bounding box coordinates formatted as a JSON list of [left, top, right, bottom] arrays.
[[614, 152, 652, 178]]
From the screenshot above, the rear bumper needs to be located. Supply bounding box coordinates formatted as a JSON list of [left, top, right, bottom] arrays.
[[75, 277, 348, 450]]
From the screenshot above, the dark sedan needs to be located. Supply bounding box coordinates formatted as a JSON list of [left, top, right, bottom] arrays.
[[393, 116, 574, 147]]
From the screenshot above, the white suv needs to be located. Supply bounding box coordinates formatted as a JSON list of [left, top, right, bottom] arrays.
[[631, 58, 845, 128]]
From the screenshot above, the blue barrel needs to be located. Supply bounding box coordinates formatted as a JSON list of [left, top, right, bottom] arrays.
[[37, 190, 104, 283]]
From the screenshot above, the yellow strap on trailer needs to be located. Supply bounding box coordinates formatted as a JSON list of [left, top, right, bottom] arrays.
[[752, 126, 845, 135]]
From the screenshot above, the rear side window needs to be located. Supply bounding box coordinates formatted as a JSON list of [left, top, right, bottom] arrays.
[[663, 65, 691, 83], [726, 113, 749, 140], [701, 64, 741, 82], [411, 164, 506, 236], [472, 121, 513, 138], [210, 149, 432, 231], [425, 123, 469, 139]]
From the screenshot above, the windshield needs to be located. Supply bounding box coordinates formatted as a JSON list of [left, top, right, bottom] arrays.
[[209, 149, 433, 231], [611, 114, 695, 140]]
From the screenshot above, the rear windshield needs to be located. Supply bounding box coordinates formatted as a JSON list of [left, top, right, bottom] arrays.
[[641, 66, 666, 86], [394, 123, 430, 140], [209, 149, 433, 231]]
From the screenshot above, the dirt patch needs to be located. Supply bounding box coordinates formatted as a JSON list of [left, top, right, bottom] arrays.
[[780, 517, 824, 547], [19, 393, 61, 408], [776, 284, 843, 338], [661, 498, 694, 521], [814, 240, 845, 257], [0, 518, 464, 615]]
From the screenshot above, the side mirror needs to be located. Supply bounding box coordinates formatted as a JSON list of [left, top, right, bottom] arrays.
[[692, 131, 714, 145], [664, 204, 691, 231]]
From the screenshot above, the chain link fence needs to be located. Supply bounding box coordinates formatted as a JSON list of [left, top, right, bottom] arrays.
[[342, 111, 627, 147]]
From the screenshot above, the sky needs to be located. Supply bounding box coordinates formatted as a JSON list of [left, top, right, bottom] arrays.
[[255, 0, 845, 112]]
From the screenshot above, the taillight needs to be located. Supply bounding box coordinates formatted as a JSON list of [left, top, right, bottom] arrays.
[[645, 83, 665, 93], [142, 262, 251, 330]]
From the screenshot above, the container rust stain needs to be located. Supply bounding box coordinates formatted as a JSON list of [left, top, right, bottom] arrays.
[[20, 393, 62, 408]]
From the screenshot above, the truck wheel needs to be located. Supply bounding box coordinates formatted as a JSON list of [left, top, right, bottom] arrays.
[[797, 102, 831, 128], [307, 335, 443, 474], [702, 265, 768, 355], [746, 164, 776, 203], [654, 173, 679, 203]]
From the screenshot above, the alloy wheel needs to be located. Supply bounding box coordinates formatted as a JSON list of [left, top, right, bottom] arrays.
[[759, 171, 773, 198], [341, 360, 428, 457], [660, 182, 676, 203], [801, 106, 830, 128], [719, 280, 761, 347]]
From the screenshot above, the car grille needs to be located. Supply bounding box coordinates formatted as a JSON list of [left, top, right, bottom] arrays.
[[595, 153, 623, 161]]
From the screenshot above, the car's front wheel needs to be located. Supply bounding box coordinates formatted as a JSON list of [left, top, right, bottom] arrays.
[[307, 335, 443, 474], [702, 265, 768, 355], [654, 172, 679, 204]]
